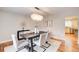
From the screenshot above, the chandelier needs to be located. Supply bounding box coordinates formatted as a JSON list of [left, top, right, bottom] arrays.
[[31, 13, 43, 21]]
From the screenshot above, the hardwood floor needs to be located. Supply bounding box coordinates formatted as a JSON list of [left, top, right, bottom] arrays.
[[50, 37, 65, 52], [50, 33, 79, 52], [0, 40, 13, 52], [57, 33, 79, 52], [65, 34, 79, 52]]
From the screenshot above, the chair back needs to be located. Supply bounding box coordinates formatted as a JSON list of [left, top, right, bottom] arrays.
[[39, 33, 47, 46], [45, 32, 49, 41], [11, 34, 18, 50]]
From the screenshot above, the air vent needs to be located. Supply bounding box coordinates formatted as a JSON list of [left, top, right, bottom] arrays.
[[35, 7, 40, 10]]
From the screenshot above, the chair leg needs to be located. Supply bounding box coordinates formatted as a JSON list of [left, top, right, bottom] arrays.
[[45, 41, 51, 48], [43, 49, 46, 52]]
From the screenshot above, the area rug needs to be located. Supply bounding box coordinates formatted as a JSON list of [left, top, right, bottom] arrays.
[[34, 39, 62, 52]]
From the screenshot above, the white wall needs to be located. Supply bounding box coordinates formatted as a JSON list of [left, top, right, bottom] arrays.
[[77, 17, 79, 47], [50, 15, 65, 40], [0, 11, 27, 41]]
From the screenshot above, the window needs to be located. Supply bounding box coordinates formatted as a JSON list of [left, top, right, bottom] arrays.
[[65, 20, 72, 27]]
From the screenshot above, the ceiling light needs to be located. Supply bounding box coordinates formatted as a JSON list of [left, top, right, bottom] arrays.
[[31, 14, 43, 21]]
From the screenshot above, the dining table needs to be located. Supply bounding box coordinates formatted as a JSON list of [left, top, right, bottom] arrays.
[[20, 31, 48, 52]]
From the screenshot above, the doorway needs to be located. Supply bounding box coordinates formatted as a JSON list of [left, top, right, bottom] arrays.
[[65, 16, 78, 51]]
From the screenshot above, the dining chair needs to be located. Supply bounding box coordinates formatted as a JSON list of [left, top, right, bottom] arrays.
[[45, 32, 51, 48], [4, 34, 28, 52], [34, 33, 47, 52]]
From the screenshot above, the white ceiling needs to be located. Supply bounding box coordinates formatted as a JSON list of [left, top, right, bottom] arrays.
[[0, 7, 32, 16], [0, 7, 79, 17]]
